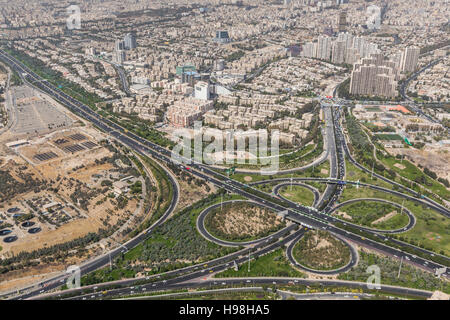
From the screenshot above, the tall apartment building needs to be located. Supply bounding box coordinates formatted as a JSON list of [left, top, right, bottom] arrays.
[[345, 47, 360, 65], [194, 81, 210, 100], [124, 33, 137, 50], [115, 39, 125, 51], [338, 12, 348, 33], [113, 50, 126, 65], [301, 42, 316, 58], [331, 40, 346, 64], [338, 32, 353, 50], [302, 33, 379, 65], [350, 54, 398, 98], [400, 47, 420, 73], [316, 36, 332, 60]]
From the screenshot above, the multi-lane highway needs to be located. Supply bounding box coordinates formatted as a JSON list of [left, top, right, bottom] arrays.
[[0, 48, 448, 300]]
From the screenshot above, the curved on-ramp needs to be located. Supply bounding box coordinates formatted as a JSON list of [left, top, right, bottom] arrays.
[[272, 182, 320, 208]]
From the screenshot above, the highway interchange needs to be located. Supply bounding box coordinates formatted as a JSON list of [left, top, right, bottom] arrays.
[[0, 48, 449, 300]]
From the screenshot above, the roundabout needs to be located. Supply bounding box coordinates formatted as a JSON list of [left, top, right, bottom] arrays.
[[28, 227, 42, 234]]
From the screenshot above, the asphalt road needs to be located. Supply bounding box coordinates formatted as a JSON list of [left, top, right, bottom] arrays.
[[1, 49, 448, 300], [251, 176, 450, 264]]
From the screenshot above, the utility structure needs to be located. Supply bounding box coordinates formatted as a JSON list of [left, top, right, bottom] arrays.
[[226, 166, 236, 177]]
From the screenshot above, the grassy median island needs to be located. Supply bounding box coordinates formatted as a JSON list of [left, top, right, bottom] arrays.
[[204, 202, 286, 242], [292, 230, 351, 271], [345, 160, 392, 189], [340, 185, 450, 256], [338, 249, 450, 294], [278, 185, 315, 207], [215, 248, 306, 278], [334, 201, 409, 231]]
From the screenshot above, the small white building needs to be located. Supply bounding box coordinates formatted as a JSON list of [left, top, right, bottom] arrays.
[[113, 181, 129, 195]]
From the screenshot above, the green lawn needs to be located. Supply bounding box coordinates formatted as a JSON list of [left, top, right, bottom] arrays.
[[338, 250, 450, 294], [278, 185, 315, 207], [345, 160, 392, 189], [340, 186, 450, 256], [380, 157, 450, 200], [375, 213, 410, 231], [375, 134, 403, 141], [336, 201, 409, 231], [215, 248, 305, 278]]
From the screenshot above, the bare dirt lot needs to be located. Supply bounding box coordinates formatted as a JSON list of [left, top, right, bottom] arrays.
[[372, 210, 398, 225], [387, 147, 450, 181], [0, 126, 149, 292], [0, 128, 141, 256]]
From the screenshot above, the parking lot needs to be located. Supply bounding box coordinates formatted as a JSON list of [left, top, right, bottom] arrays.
[[11, 86, 73, 136]]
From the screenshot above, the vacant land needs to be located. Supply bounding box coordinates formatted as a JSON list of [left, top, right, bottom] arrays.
[[381, 156, 450, 201], [387, 147, 450, 182], [292, 230, 351, 271], [0, 129, 151, 292]]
